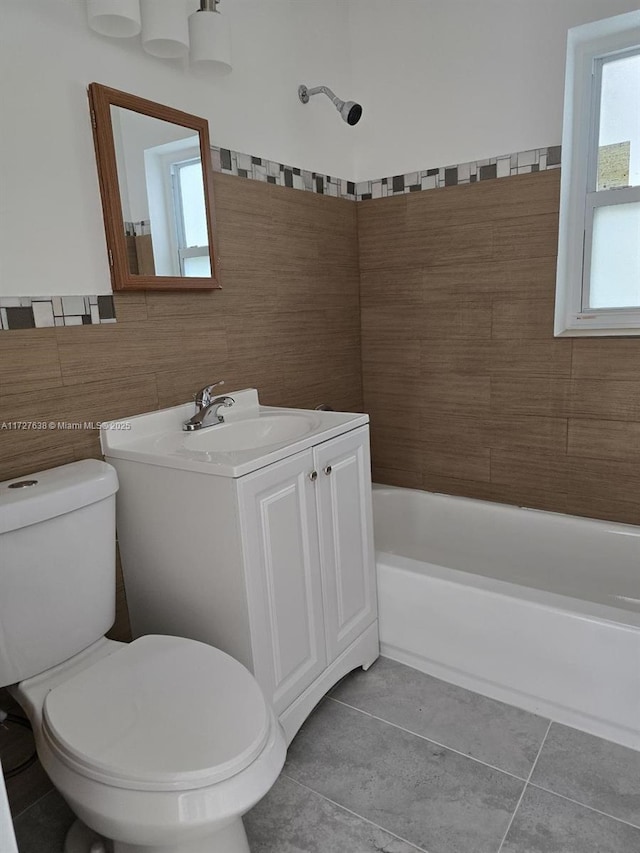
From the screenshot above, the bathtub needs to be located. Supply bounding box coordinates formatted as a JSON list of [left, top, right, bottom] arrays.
[[373, 486, 640, 751]]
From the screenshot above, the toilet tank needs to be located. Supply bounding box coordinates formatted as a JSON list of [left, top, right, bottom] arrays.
[[0, 460, 119, 687]]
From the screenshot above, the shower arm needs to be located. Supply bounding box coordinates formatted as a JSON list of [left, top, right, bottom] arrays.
[[299, 85, 344, 108]]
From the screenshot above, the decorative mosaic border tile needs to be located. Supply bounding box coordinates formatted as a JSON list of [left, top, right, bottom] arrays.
[[2, 144, 561, 327], [354, 146, 562, 201], [124, 220, 151, 236], [211, 146, 357, 200], [0, 295, 116, 330], [209, 144, 561, 202]]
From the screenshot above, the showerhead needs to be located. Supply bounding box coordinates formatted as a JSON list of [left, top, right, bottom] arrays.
[[298, 84, 363, 126], [339, 100, 363, 126]]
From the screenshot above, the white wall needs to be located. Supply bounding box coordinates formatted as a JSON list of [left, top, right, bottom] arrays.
[[0, 0, 354, 296], [2, 0, 638, 297], [349, 0, 640, 182]]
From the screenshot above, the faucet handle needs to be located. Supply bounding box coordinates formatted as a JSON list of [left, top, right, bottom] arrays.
[[194, 380, 224, 409]]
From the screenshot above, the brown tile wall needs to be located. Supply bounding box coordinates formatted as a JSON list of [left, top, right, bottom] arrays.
[[0, 173, 362, 668], [359, 169, 640, 526]]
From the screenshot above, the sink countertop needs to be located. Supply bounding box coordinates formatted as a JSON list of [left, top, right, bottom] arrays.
[[100, 389, 368, 478]]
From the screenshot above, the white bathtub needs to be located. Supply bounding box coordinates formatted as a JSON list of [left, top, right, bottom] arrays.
[[373, 486, 640, 751]]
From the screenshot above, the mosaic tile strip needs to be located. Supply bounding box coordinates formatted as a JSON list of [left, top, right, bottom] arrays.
[[209, 144, 560, 202], [124, 220, 151, 236], [211, 146, 357, 200], [355, 146, 561, 200], [0, 295, 116, 331]]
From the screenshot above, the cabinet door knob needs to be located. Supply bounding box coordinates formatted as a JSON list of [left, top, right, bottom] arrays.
[[309, 470, 318, 481], [324, 465, 332, 475]]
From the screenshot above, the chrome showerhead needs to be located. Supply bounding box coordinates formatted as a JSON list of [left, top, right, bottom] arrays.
[[298, 84, 363, 126]]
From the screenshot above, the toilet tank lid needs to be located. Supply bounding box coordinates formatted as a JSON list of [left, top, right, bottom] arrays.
[[0, 460, 118, 535]]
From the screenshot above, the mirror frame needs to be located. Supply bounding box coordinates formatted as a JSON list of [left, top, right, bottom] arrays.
[[88, 83, 220, 291]]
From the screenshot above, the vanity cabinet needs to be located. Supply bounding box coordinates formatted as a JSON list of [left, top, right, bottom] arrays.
[[238, 449, 328, 717], [109, 421, 378, 742], [238, 427, 377, 720]]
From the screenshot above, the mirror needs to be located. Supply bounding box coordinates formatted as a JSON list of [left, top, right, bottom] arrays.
[[88, 83, 220, 291]]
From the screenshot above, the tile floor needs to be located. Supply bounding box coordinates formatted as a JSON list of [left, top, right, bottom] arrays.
[[10, 656, 640, 853]]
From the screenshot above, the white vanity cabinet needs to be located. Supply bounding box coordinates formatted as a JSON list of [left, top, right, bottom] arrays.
[[238, 427, 377, 726], [105, 402, 378, 743], [238, 448, 328, 718]]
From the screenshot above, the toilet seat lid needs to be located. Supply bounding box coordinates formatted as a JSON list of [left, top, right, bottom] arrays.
[[42, 635, 271, 791]]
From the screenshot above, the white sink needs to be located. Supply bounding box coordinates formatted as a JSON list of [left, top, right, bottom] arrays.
[[184, 414, 316, 453], [100, 389, 368, 478]]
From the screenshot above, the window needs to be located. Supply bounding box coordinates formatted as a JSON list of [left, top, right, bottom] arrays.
[[555, 11, 640, 336], [143, 138, 212, 279], [171, 158, 211, 278]]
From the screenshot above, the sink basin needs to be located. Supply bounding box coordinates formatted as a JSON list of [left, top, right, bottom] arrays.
[[184, 414, 315, 453], [100, 388, 368, 478]]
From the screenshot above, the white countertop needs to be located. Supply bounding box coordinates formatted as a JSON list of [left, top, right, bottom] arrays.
[[101, 389, 368, 478]]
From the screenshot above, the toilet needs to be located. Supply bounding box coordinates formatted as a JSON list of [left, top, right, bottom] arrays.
[[0, 460, 286, 853]]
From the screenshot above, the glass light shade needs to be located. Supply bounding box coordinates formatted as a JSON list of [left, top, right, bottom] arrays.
[[188, 8, 232, 71], [141, 0, 189, 59], [87, 0, 141, 38]]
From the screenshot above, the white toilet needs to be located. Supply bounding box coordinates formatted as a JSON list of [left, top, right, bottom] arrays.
[[0, 460, 286, 853]]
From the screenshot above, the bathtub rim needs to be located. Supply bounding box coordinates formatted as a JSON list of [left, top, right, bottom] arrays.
[[372, 483, 640, 620], [372, 482, 640, 536]]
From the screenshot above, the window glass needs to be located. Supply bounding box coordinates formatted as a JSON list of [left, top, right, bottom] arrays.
[[597, 52, 640, 190], [589, 201, 640, 308], [177, 161, 208, 247], [183, 255, 211, 278]]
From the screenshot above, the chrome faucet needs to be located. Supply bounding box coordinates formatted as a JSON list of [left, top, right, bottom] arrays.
[[194, 380, 225, 410], [183, 381, 235, 431]]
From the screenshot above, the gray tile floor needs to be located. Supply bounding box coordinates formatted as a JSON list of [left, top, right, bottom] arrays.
[[12, 657, 640, 853]]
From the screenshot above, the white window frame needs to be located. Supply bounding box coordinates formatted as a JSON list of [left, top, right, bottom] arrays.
[[555, 10, 640, 337]]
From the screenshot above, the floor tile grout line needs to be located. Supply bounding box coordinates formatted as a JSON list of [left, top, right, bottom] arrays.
[[282, 773, 431, 853], [525, 780, 640, 832], [10, 786, 56, 821], [496, 719, 553, 853], [330, 695, 640, 832], [328, 695, 538, 783], [318, 696, 640, 837]]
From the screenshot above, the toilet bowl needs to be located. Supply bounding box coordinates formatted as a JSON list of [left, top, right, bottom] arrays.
[[1, 461, 286, 852], [15, 636, 286, 853], [13, 635, 286, 853]]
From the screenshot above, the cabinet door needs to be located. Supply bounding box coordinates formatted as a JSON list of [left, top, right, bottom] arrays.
[[237, 450, 327, 715], [314, 426, 377, 662]]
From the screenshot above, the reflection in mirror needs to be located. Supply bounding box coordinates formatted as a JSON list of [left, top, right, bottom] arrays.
[[88, 83, 219, 291], [111, 108, 210, 278]]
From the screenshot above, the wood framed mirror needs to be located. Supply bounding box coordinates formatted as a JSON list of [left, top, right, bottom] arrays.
[[88, 83, 220, 291]]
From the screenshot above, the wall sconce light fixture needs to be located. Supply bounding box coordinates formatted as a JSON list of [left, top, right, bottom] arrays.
[[189, 0, 232, 71], [141, 0, 189, 59], [86, 0, 232, 70], [87, 0, 141, 38]]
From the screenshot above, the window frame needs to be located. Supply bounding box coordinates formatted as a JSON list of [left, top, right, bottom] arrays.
[[554, 11, 640, 337]]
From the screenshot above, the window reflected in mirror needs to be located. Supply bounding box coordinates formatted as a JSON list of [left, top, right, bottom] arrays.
[[111, 108, 210, 278]]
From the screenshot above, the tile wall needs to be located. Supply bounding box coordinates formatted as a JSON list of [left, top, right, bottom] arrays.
[[359, 168, 640, 525]]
